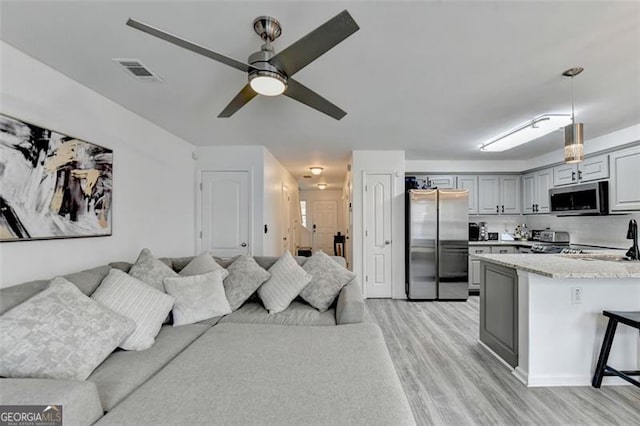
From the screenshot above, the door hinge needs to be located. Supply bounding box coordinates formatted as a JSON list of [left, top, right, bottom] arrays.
[[199, 231, 203, 239], [199, 182, 203, 191], [365, 275, 369, 282], [365, 230, 368, 237]]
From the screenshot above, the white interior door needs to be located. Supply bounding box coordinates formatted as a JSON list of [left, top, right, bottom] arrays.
[[312, 200, 337, 254], [364, 173, 392, 298], [201, 170, 250, 257]]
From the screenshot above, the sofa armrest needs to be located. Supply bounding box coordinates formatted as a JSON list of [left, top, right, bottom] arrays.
[[0, 378, 103, 426], [336, 279, 365, 325]]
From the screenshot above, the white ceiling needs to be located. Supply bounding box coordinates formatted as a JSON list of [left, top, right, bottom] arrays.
[[1, 1, 639, 190]]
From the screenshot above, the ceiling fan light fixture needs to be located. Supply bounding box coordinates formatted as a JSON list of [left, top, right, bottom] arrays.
[[248, 71, 287, 96], [310, 167, 323, 176], [317, 183, 328, 190]]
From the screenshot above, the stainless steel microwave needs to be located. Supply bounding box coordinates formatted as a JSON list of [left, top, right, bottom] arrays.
[[549, 181, 608, 215]]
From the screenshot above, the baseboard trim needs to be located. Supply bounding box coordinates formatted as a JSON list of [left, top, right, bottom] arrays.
[[477, 339, 515, 371], [512, 367, 528, 385], [526, 374, 631, 387]]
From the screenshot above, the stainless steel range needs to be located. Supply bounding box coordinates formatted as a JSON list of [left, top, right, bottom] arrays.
[[530, 230, 571, 254]]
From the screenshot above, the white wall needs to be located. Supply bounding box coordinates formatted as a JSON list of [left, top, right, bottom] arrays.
[[0, 42, 195, 287], [352, 151, 405, 299], [194, 145, 265, 256]]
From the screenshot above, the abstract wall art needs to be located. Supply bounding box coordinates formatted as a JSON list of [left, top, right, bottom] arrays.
[[0, 114, 113, 242]]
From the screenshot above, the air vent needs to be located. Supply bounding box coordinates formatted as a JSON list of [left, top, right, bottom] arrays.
[[113, 58, 161, 82], [303, 175, 312, 179]]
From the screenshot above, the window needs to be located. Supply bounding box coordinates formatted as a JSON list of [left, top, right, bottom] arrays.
[[300, 200, 307, 228]]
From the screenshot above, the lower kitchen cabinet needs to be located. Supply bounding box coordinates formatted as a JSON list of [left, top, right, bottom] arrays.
[[479, 261, 518, 368], [468, 245, 517, 292], [609, 145, 640, 211]]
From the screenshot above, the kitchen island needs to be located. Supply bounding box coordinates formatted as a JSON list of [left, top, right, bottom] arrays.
[[473, 251, 640, 387]]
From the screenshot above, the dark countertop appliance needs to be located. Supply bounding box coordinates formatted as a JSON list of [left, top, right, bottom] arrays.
[[469, 223, 480, 241]]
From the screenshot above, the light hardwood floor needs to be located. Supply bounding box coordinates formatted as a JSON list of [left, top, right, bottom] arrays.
[[366, 297, 640, 426]]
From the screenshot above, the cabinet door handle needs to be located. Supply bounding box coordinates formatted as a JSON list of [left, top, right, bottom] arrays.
[[501, 205, 505, 213], [532, 204, 535, 212], [571, 171, 576, 181], [499, 249, 508, 254], [496, 205, 499, 213], [578, 170, 582, 180], [476, 250, 484, 253], [534, 204, 538, 212]]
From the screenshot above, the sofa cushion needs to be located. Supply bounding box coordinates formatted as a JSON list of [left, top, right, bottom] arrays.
[[300, 251, 357, 312], [0, 265, 111, 315], [164, 271, 231, 326], [0, 378, 104, 426], [96, 323, 416, 426], [128, 248, 178, 292], [223, 255, 270, 311], [91, 269, 174, 351], [178, 253, 228, 278], [257, 251, 311, 314], [0, 278, 135, 380], [219, 301, 336, 326], [87, 323, 209, 411]]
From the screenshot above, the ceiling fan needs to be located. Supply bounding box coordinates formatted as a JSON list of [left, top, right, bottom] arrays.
[[126, 10, 359, 120]]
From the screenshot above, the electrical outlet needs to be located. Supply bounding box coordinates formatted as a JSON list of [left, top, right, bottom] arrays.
[[571, 287, 583, 304]]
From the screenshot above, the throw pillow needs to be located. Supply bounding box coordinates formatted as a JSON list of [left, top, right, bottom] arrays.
[[164, 270, 232, 326], [128, 248, 178, 292], [300, 251, 356, 312], [91, 269, 174, 351], [257, 251, 311, 314], [179, 252, 228, 279], [0, 277, 134, 380], [223, 255, 270, 311]]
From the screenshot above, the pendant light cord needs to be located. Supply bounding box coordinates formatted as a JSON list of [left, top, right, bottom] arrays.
[[571, 75, 575, 124]]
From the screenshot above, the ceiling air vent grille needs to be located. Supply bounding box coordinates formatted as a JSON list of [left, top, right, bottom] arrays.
[[113, 58, 161, 82]]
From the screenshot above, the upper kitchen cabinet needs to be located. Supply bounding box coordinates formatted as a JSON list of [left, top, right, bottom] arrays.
[[456, 175, 478, 215], [424, 175, 457, 189], [522, 168, 552, 214], [553, 154, 609, 186], [609, 145, 640, 211], [478, 175, 521, 215]]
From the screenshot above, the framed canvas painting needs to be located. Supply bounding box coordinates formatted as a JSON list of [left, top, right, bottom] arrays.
[[0, 114, 113, 242]]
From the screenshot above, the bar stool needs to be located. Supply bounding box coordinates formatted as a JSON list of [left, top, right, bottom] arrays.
[[592, 311, 640, 388]]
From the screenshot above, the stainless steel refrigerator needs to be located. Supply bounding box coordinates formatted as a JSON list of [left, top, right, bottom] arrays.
[[406, 189, 469, 300]]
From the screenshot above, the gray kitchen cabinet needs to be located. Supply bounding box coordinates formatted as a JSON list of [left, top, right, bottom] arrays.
[[478, 175, 521, 215], [553, 154, 609, 186], [424, 175, 457, 189], [609, 145, 640, 211], [480, 261, 518, 368], [522, 168, 552, 214], [468, 245, 517, 291], [456, 175, 478, 214]]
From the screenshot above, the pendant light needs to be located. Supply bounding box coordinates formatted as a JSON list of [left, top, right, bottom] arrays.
[[563, 67, 584, 164]]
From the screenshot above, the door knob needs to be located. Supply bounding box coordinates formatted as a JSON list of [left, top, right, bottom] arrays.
[[241, 242, 247, 247], [385, 240, 391, 245]]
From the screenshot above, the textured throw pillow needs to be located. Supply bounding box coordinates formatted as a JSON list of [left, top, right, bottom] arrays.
[[179, 252, 228, 279], [223, 255, 270, 311], [300, 251, 356, 312], [91, 269, 174, 351], [164, 270, 232, 326], [258, 251, 312, 314], [0, 277, 134, 380], [128, 248, 178, 292]]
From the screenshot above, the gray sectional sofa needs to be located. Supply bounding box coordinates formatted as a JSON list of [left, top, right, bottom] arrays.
[[0, 255, 415, 426]]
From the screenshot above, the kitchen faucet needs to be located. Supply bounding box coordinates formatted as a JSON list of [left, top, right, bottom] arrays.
[[626, 219, 639, 261]]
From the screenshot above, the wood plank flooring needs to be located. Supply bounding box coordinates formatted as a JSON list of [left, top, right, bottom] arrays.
[[366, 297, 640, 426]]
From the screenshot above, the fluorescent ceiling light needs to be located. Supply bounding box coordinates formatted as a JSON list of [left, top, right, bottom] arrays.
[[310, 167, 323, 176], [317, 183, 327, 190], [480, 114, 572, 152]]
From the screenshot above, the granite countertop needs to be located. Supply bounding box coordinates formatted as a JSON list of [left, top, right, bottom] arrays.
[[471, 250, 640, 279], [469, 240, 534, 247]]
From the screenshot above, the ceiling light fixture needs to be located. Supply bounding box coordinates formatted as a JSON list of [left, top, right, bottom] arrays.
[[317, 183, 327, 190], [309, 167, 323, 176], [563, 67, 585, 164], [248, 71, 287, 96], [480, 114, 572, 152]]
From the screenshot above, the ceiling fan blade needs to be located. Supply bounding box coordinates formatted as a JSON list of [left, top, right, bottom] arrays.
[[218, 84, 257, 118], [269, 10, 359, 77], [126, 18, 254, 73], [284, 79, 346, 120]]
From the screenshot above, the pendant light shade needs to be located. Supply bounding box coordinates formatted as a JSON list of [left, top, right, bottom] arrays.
[[563, 67, 584, 164], [564, 123, 584, 163]]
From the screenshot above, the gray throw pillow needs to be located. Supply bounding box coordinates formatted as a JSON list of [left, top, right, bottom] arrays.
[[0, 277, 134, 380], [91, 269, 175, 351], [300, 251, 356, 312], [258, 251, 312, 314], [164, 270, 232, 326], [223, 255, 270, 311], [179, 252, 228, 279], [128, 248, 178, 292]]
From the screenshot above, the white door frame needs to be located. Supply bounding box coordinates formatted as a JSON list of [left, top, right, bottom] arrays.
[[361, 170, 394, 299], [196, 168, 254, 255]]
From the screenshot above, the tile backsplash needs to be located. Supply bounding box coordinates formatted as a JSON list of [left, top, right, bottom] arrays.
[[470, 213, 640, 248]]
